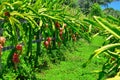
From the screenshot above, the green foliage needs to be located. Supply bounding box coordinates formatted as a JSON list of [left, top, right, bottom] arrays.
[[103, 8, 120, 19], [0, 0, 91, 79], [1, 0, 120, 80], [64, 0, 79, 8], [38, 36, 106, 80], [89, 3, 103, 17], [78, 0, 114, 15], [84, 15, 120, 80]]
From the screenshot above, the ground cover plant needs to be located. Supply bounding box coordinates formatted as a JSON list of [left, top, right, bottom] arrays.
[[38, 36, 107, 80]]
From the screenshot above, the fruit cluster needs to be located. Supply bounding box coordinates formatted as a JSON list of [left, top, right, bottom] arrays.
[[12, 53, 19, 64], [55, 22, 66, 40], [0, 36, 6, 55], [0, 36, 6, 46], [44, 37, 52, 48], [12, 44, 22, 64]]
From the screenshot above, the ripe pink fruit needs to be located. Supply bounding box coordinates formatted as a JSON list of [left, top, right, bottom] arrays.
[[16, 44, 22, 50], [47, 37, 52, 43], [12, 53, 19, 64], [0, 37, 6, 46], [44, 41, 49, 48]]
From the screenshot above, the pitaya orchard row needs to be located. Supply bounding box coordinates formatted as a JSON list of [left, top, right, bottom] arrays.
[[0, 0, 90, 79]]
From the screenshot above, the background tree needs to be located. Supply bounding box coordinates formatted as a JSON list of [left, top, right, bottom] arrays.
[[78, 0, 116, 15], [89, 3, 103, 17], [103, 8, 120, 18]]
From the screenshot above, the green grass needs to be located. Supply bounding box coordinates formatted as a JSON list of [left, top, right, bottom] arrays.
[[0, 35, 107, 80], [36, 36, 107, 80]]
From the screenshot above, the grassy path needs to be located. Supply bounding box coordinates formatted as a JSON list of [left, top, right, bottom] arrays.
[[38, 36, 107, 80]]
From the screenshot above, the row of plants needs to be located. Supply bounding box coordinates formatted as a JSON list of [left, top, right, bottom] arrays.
[[0, 0, 91, 79], [83, 14, 120, 80], [1, 0, 119, 79]]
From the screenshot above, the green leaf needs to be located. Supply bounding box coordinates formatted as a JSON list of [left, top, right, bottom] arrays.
[[26, 6, 61, 21], [107, 15, 119, 23], [83, 18, 99, 27], [94, 43, 120, 58], [9, 17, 18, 45], [107, 50, 119, 58], [83, 43, 120, 67], [2, 2, 14, 10], [10, 11, 24, 19], [94, 16, 120, 39], [24, 14, 38, 28], [12, 1, 22, 9], [39, 19, 43, 29], [52, 21, 55, 31]]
